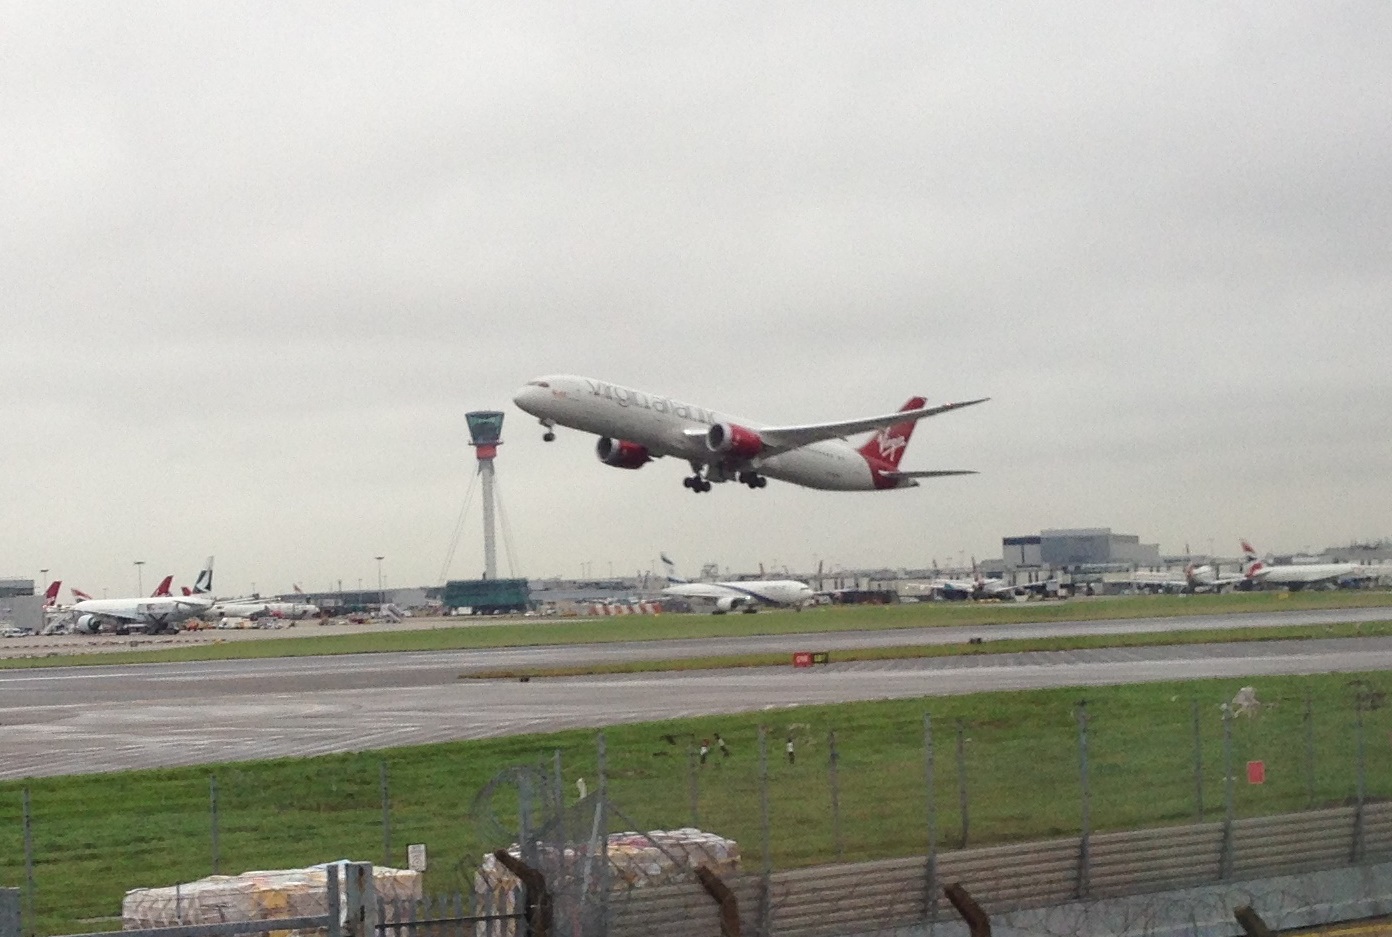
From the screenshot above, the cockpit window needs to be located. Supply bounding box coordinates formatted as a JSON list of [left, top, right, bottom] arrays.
[[529, 381, 550, 388]]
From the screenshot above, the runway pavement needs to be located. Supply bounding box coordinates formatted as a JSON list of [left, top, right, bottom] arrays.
[[3, 607, 1392, 779]]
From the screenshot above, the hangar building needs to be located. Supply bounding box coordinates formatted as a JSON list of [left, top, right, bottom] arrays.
[[1002, 528, 1161, 571]]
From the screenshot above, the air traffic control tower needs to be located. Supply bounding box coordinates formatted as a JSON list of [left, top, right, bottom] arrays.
[[466, 410, 505, 580]]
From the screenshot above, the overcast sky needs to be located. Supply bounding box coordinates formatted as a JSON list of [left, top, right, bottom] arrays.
[[3, 3, 1389, 596]]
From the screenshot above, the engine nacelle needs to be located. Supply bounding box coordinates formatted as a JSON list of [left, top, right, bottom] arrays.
[[75, 614, 103, 634], [596, 437, 652, 469], [706, 422, 764, 458], [713, 595, 748, 613]]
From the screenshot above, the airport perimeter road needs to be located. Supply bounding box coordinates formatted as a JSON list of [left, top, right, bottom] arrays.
[[6, 630, 1392, 778]]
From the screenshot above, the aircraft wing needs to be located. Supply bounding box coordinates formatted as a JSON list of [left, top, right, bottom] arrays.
[[885, 469, 979, 479], [756, 398, 989, 453]]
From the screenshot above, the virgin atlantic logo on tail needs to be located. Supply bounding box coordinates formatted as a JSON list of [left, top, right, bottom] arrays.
[[876, 430, 908, 460]]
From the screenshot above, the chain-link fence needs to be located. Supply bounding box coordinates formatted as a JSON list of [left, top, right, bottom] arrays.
[[5, 677, 1392, 935]]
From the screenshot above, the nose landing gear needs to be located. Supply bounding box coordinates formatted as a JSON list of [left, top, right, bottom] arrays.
[[538, 418, 556, 442]]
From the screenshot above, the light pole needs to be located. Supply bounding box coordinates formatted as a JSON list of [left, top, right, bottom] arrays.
[[134, 560, 145, 596], [39, 568, 48, 589], [375, 556, 385, 609]]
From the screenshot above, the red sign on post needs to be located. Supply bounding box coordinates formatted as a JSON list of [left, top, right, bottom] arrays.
[[792, 652, 813, 668], [1247, 760, 1266, 784]]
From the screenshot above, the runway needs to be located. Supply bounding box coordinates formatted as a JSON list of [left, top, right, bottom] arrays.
[[2, 607, 1391, 779]]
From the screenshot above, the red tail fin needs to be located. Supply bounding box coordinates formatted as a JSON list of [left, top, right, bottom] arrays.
[[857, 397, 927, 470], [43, 580, 61, 606], [151, 575, 173, 597], [71, 587, 93, 602]]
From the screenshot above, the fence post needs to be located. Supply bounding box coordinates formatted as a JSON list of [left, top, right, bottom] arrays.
[[210, 774, 221, 875], [923, 714, 937, 928], [552, 749, 564, 833], [1353, 691, 1367, 864], [956, 719, 969, 848], [689, 741, 700, 828], [1076, 700, 1091, 900], [22, 788, 34, 936], [1220, 704, 1235, 880], [0, 888, 20, 937], [828, 729, 843, 863], [1304, 688, 1316, 809], [1192, 699, 1204, 822], [758, 726, 772, 937], [597, 731, 610, 936], [325, 862, 342, 937], [380, 762, 392, 868], [343, 862, 377, 937]]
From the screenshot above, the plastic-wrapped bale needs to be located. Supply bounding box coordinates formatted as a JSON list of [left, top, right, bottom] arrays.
[[476, 827, 740, 899], [123, 862, 422, 933]]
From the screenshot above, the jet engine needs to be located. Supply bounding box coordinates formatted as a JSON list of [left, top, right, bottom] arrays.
[[596, 437, 652, 469], [75, 614, 103, 634], [706, 422, 764, 458], [712, 596, 752, 614]]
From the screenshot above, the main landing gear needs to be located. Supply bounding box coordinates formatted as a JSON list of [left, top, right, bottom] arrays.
[[683, 475, 713, 493], [683, 471, 766, 493]]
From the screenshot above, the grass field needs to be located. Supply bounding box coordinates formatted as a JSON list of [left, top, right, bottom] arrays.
[[4, 590, 1391, 669], [3, 668, 1391, 934]]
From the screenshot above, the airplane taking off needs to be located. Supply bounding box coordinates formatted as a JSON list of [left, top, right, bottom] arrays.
[[71, 558, 216, 634], [659, 554, 814, 613], [513, 375, 987, 493]]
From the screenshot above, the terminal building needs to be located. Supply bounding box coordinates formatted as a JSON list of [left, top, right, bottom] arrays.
[[1001, 528, 1162, 571]]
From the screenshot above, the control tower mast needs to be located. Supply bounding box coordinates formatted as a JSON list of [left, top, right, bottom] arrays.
[[465, 411, 505, 580]]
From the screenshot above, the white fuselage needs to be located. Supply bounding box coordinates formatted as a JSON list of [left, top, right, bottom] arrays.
[[72, 595, 213, 632], [1247, 563, 1367, 587], [208, 601, 320, 620], [515, 375, 888, 490], [662, 579, 816, 610]]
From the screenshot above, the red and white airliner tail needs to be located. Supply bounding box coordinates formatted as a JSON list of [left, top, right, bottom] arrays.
[[42, 581, 61, 607], [151, 575, 173, 597], [514, 374, 986, 494], [71, 587, 93, 602]]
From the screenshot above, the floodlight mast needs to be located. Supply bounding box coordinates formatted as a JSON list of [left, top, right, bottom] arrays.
[[466, 411, 506, 580]]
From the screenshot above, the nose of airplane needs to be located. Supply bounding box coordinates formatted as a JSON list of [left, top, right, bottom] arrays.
[[512, 384, 538, 413]]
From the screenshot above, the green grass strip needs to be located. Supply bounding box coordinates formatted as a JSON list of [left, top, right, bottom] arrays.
[[4, 591, 1390, 669]]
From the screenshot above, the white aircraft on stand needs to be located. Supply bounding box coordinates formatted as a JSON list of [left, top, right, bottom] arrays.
[[71, 559, 215, 634], [1237, 540, 1381, 591], [514, 375, 987, 493], [206, 597, 321, 621], [660, 555, 814, 613]]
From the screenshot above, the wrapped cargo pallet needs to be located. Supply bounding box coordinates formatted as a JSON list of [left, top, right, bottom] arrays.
[[476, 827, 740, 897], [122, 861, 422, 934]]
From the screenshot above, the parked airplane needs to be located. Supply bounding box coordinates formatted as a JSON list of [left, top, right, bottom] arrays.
[[659, 554, 814, 613], [514, 375, 986, 493], [206, 598, 321, 621], [71, 558, 216, 634], [1238, 540, 1378, 591]]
